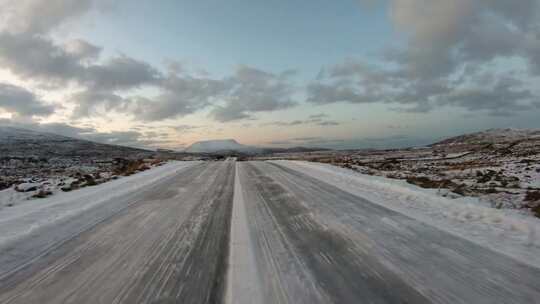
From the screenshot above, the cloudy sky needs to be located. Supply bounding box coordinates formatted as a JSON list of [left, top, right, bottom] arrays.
[[1, 0, 539, 150]]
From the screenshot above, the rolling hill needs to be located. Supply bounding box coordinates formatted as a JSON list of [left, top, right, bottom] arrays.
[[0, 126, 152, 159]]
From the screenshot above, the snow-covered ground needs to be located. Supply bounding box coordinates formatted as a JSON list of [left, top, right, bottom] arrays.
[[266, 129, 540, 216], [273, 160, 540, 269], [0, 126, 158, 199], [1, 158, 168, 209], [0, 161, 199, 246]]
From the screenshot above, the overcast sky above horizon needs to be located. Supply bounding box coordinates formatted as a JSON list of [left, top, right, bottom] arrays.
[[1, 0, 540, 150]]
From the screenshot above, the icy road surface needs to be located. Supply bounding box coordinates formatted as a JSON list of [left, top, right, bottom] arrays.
[[0, 160, 539, 303]]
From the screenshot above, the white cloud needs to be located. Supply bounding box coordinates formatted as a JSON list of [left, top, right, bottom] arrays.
[[308, 1, 540, 116], [0, 0, 96, 34]]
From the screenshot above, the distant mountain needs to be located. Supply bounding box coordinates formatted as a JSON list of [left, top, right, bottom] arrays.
[[433, 128, 540, 146], [184, 139, 259, 154], [184, 139, 331, 154], [0, 126, 151, 159], [261, 146, 331, 154]]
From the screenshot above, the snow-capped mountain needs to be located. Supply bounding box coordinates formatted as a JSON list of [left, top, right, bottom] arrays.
[[184, 139, 259, 153]]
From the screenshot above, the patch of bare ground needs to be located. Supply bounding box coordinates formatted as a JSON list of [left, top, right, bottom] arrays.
[[525, 191, 540, 218]]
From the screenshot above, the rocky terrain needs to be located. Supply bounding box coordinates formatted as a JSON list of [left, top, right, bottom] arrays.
[[0, 127, 165, 207], [262, 129, 540, 218]]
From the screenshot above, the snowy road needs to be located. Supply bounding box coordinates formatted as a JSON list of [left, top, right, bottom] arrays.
[[0, 161, 235, 304], [1, 160, 539, 303]]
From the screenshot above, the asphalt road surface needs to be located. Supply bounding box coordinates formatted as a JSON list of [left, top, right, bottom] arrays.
[[1, 160, 539, 304]]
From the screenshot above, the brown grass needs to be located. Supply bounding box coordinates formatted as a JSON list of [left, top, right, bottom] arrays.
[[525, 190, 540, 202], [524, 191, 540, 218], [113, 159, 145, 176], [33, 189, 52, 198], [532, 205, 540, 218], [406, 176, 458, 189]]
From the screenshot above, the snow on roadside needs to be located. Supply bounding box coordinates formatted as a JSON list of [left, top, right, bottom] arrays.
[[272, 160, 540, 269], [0, 161, 199, 246]]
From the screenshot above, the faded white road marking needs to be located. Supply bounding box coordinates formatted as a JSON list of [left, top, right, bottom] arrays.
[[226, 162, 263, 304]]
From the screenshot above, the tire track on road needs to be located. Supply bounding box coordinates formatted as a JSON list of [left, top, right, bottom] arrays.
[[0, 161, 235, 304], [257, 161, 540, 304], [238, 162, 431, 304]]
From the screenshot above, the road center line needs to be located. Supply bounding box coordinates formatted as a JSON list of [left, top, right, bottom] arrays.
[[226, 162, 263, 304]]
